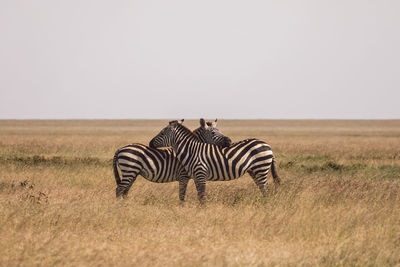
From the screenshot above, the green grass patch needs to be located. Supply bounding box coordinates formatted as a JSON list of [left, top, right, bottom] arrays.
[[278, 154, 400, 179], [372, 165, 400, 179], [0, 155, 111, 167]]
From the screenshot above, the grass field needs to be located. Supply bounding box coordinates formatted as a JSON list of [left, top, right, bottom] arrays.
[[1, 119, 399, 266]]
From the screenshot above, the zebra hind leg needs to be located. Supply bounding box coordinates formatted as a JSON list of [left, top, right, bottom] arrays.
[[178, 177, 190, 203], [194, 178, 206, 205], [116, 174, 138, 199], [248, 170, 269, 197]]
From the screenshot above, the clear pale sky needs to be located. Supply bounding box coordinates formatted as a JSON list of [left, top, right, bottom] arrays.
[[1, 0, 399, 119]]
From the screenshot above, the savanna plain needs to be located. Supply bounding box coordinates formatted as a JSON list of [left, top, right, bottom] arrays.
[[0, 119, 399, 266]]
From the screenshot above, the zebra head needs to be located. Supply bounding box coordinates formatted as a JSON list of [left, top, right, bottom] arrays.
[[149, 120, 183, 148], [193, 118, 232, 148]]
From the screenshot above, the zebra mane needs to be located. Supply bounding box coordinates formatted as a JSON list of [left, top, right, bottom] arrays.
[[192, 129, 201, 139], [192, 127, 206, 140], [174, 123, 200, 140]]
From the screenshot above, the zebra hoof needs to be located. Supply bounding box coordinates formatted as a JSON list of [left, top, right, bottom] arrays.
[[116, 186, 124, 198], [198, 198, 206, 207]]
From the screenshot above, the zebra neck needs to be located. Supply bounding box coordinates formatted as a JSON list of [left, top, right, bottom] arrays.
[[193, 128, 206, 142], [172, 127, 201, 162]]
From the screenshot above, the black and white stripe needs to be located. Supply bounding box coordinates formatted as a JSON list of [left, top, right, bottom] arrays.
[[149, 120, 281, 204], [114, 119, 231, 201]]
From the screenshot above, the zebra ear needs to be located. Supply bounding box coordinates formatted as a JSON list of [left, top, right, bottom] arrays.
[[212, 119, 217, 127], [169, 120, 178, 127], [200, 118, 209, 129], [170, 119, 184, 127], [200, 118, 206, 128]]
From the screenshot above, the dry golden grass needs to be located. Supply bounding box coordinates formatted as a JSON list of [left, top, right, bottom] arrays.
[[0, 119, 399, 266]]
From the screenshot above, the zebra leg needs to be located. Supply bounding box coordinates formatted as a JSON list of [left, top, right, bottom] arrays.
[[116, 173, 138, 198], [194, 177, 206, 205], [178, 177, 190, 202], [248, 170, 269, 196]]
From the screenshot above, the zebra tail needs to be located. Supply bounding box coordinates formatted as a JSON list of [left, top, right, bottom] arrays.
[[271, 158, 281, 185], [113, 150, 121, 185]]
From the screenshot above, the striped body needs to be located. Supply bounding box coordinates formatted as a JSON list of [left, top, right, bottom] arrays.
[[185, 139, 274, 182], [116, 145, 186, 183], [150, 121, 281, 203]]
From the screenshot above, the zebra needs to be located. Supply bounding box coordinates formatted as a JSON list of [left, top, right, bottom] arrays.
[[113, 119, 232, 201], [149, 120, 281, 204]]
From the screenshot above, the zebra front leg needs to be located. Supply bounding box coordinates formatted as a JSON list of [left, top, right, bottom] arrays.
[[178, 177, 190, 203], [116, 174, 138, 198], [194, 177, 206, 205]]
